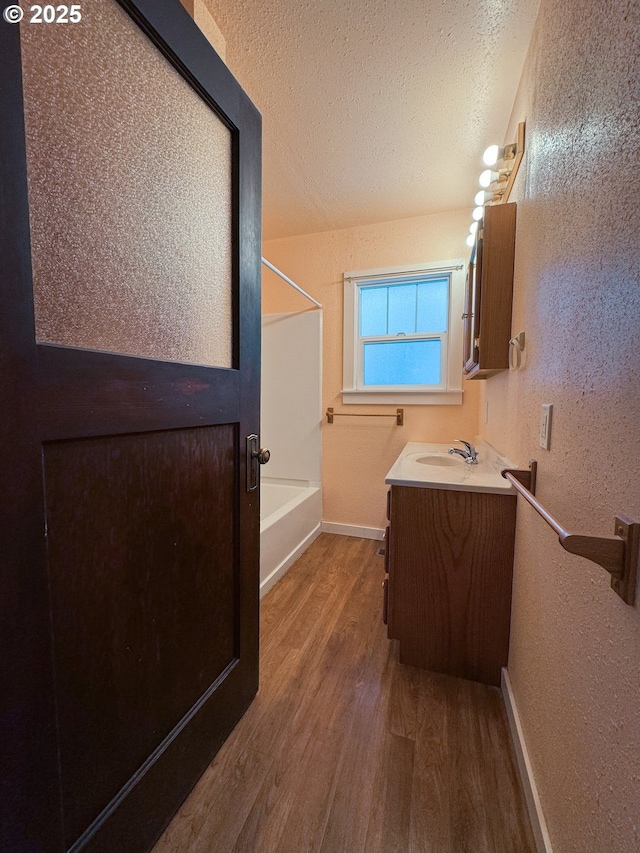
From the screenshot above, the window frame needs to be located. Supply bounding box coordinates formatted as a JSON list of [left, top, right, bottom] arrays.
[[342, 260, 465, 405]]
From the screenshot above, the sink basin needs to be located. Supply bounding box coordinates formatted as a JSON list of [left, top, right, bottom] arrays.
[[415, 454, 460, 467], [386, 441, 517, 494]]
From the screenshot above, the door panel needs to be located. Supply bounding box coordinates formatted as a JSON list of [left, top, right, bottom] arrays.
[[0, 1, 261, 850], [45, 426, 237, 844]]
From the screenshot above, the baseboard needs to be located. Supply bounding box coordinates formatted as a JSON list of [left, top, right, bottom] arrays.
[[501, 668, 553, 853], [320, 521, 385, 540], [259, 523, 321, 599]]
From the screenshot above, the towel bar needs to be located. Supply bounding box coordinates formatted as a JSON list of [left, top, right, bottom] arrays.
[[326, 407, 404, 425], [502, 461, 638, 606]]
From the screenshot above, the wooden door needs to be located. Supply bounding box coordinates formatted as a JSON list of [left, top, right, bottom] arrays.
[[0, 2, 261, 850]]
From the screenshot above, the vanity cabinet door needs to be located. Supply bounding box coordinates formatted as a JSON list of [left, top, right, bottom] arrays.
[[383, 517, 400, 638], [387, 485, 516, 686], [382, 578, 389, 625]]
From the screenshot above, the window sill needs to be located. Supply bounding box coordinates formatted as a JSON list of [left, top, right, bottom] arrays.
[[341, 389, 463, 406]]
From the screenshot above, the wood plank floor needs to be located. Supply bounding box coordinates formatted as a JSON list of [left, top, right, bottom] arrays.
[[152, 533, 536, 853]]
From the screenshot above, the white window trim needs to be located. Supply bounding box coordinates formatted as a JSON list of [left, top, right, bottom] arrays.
[[342, 259, 465, 405]]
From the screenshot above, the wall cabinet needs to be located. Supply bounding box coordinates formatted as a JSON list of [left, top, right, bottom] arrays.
[[385, 485, 516, 686], [463, 202, 517, 379]]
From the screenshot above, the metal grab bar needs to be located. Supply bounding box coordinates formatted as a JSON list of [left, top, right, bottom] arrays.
[[501, 461, 639, 606], [261, 257, 322, 309], [326, 407, 404, 425]]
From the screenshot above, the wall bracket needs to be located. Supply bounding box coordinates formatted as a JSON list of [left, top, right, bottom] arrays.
[[502, 460, 638, 606]]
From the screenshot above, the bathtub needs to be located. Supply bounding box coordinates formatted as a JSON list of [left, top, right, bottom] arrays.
[[260, 478, 322, 597]]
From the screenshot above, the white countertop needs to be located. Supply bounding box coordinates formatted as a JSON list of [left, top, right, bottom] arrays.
[[384, 440, 517, 495]]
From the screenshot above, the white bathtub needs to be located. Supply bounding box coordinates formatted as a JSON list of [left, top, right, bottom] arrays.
[[260, 478, 322, 597]]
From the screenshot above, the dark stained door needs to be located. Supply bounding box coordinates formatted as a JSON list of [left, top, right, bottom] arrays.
[[0, 2, 261, 851]]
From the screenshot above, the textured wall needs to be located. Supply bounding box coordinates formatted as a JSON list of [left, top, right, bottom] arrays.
[[263, 210, 481, 530], [479, 0, 640, 849]]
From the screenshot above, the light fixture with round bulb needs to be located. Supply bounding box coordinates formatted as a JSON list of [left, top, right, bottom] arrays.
[[479, 169, 497, 188], [466, 233, 475, 247], [481, 168, 512, 188], [483, 141, 518, 166], [464, 123, 525, 251], [483, 144, 502, 166]]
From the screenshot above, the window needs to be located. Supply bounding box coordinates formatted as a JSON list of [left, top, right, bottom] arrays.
[[342, 260, 465, 404]]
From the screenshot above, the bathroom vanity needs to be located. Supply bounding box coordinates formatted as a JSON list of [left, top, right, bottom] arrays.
[[384, 442, 517, 686]]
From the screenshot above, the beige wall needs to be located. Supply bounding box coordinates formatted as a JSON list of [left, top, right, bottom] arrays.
[[263, 210, 481, 530], [479, 0, 640, 849]]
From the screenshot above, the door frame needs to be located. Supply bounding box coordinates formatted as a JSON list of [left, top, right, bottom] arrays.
[[0, 2, 261, 850]]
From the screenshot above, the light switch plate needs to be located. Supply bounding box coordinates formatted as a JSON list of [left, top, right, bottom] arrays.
[[539, 404, 552, 449]]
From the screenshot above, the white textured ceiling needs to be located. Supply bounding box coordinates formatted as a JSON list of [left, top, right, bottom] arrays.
[[204, 0, 540, 240]]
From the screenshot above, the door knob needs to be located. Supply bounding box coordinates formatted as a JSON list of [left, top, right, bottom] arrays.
[[246, 434, 269, 492]]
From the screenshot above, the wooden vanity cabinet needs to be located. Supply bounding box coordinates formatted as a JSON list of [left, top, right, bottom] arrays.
[[386, 484, 516, 687], [464, 202, 517, 379]]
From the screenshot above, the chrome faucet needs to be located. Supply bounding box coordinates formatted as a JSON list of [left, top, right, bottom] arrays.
[[448, 439, 478, 464]]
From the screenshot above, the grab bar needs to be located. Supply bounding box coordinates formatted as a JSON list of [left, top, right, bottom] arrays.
[[326, 407, 404, 425], [261, 258, 322, 309], [502, 461, 639, 606]]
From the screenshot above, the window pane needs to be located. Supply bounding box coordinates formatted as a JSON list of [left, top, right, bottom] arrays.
[[387, 284, 416, 334], [416, 278, 448, 332], [363, 339, 441, 386], [360, 286, 387, 336], [22, 0, 232, 367]]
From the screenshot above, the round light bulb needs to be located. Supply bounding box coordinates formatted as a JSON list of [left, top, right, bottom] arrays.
[[483, 144, 500, 166], [474, 190, 488, 206], [466, 234, 475, 248], [472, 206, 484, 221], [469, 221, 478, 235], [479, 169, 495, 188]]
